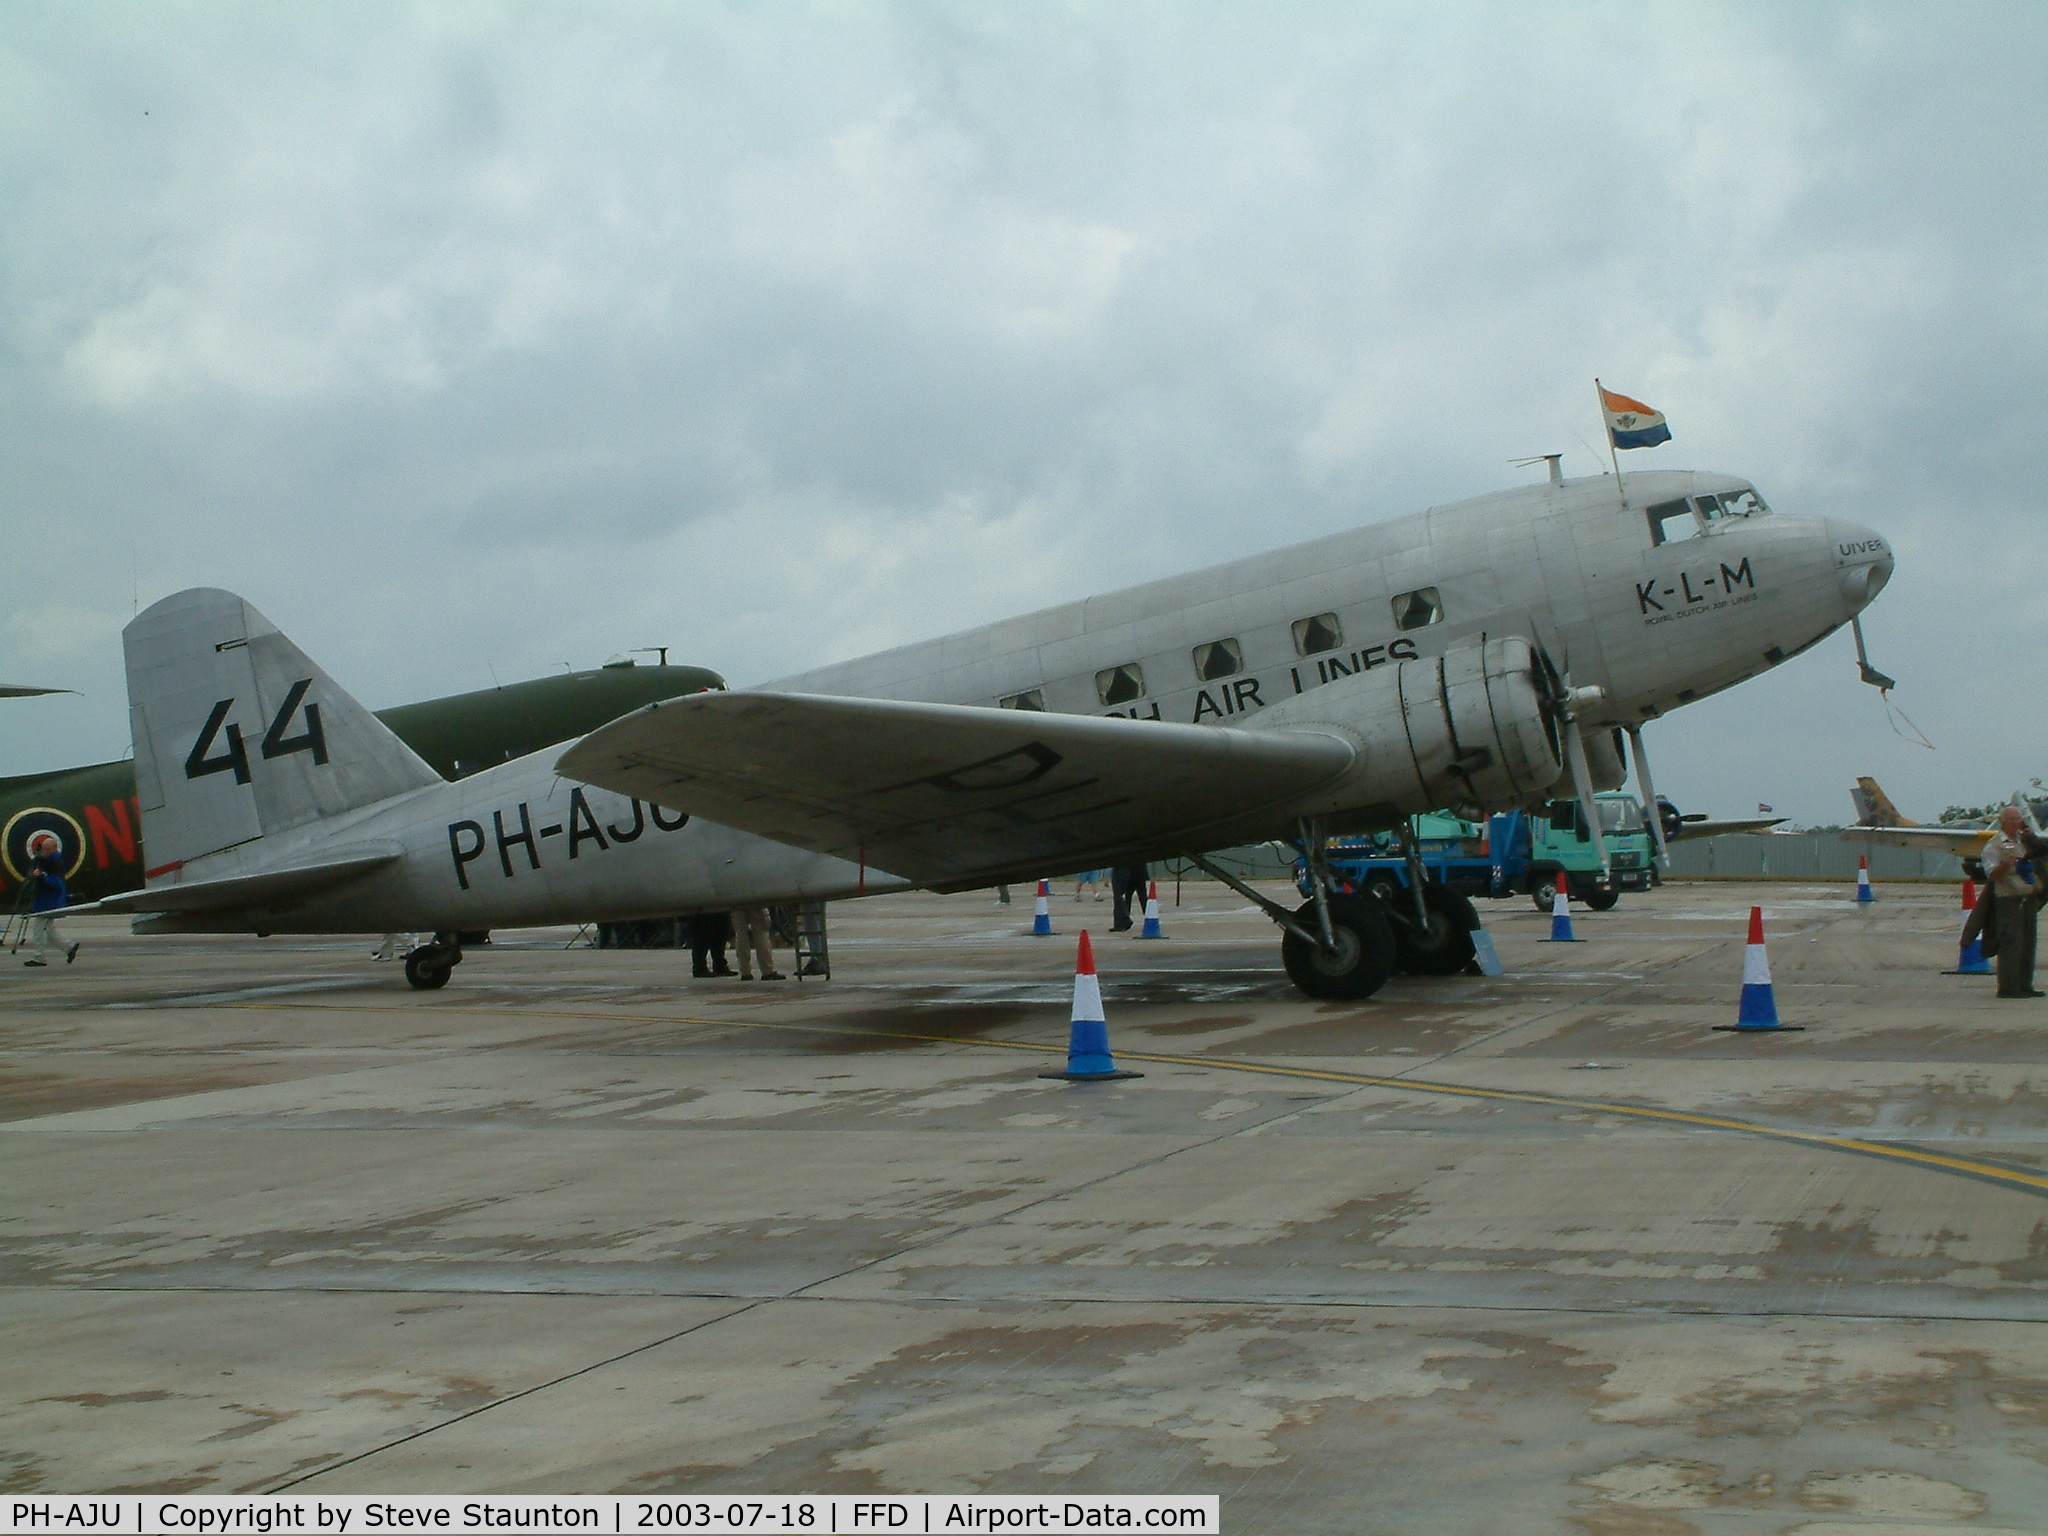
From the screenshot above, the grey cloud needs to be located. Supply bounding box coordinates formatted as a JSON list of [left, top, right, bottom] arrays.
[[1, 4, 2045, 823]]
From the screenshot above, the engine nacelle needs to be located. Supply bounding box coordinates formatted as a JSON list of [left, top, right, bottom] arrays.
[[1583, 725, 1629, 793], [1253, 634, 1566, 820]]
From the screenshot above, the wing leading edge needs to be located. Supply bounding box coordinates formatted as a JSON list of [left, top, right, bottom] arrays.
[[556, 692, 1355, 888]]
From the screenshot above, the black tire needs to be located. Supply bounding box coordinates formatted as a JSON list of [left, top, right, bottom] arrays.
[[1531, 889, 1556, 914], [1281, 896, 1400, 1000], [1582, 888, 1621, 912], [404, 947, 453, 990], [1394, 885, 1479, 975]]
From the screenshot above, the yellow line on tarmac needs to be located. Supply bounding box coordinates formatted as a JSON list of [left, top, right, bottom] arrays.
[[230, 999, 2048, 1200]]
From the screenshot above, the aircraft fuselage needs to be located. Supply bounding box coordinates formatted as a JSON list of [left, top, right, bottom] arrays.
[[134, 468, 1891, 934]]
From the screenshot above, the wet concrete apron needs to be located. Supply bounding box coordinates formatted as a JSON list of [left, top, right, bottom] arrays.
[[3, 883, 2044, 1532]]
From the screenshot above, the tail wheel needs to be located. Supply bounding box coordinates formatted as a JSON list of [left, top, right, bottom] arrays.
[[404, 946, 454, 990], [1394, 885, 1479, 975], [1583, 888, 1620, 912], [1281, 896, 1399, 1000], [1531, 890, 1556, 914]]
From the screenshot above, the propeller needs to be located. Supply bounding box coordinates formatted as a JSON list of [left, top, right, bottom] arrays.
[[1527, 628, 1611, 878]]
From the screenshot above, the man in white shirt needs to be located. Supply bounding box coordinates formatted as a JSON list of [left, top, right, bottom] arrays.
[[1980, 806, 2041, 999]]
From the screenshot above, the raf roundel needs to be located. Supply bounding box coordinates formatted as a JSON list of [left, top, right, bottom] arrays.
[[2, 807, 86, 884]]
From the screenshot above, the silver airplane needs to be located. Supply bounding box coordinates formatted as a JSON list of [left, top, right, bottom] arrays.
[[92, 467, 1892, 999]]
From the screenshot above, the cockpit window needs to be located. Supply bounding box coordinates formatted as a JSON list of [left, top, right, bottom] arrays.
[[1646, 499, 1700, 545], [1721, 488, 1769, 517]]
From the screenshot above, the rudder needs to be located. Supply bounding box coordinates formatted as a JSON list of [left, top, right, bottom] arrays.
[[126, 589, 442, 870]]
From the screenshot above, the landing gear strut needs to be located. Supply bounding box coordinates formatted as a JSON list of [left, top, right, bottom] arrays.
[[403, 932, 465, 990]]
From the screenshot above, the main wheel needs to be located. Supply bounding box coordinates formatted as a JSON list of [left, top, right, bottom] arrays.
[[1393, 885, 1479, 975], [1281, 896, 1400, 1000], [1582, 888, 1620, 911], [1531, 889, 1555, 913], [404, 946, 453, 990]]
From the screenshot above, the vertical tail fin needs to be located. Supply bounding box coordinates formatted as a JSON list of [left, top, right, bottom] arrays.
[[125, 589, 441, 872], [1851, 775, 1911, 828]]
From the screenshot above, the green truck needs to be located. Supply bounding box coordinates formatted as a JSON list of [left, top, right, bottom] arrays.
[[1303, 792, 1661, 912]]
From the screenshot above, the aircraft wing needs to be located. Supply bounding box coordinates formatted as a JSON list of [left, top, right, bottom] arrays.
[[1, 683, 75, 699], [80, 846, 402, 915], [557, 692, 1355, 888], [1841, 825, 1990, 854], [1669, 816, 1789, 840]]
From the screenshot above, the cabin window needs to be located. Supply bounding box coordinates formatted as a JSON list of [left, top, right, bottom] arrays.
[[1392, 587, 1443, 631], [1095, 663, 1146, 706], [1292, 612, 1344, 656], [1646, 499, 1701, 545], [1192, 638, 1242, 681], [998, 689, 1045, 712]]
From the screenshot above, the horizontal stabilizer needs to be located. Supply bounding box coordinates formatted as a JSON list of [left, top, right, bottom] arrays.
[[557, 692, 1354, 887], [1669, 816, 1789, 840], [82, 846, 401, 915]]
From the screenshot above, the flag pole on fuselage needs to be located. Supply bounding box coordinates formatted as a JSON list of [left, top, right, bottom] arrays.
[[1596, 378, 1628, 513]]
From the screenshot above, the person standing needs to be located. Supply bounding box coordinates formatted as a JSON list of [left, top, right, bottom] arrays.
[[730, 905, 784, 981], [1980, 806, 2042, 998], [688, 911, 734, 978], [20, 832, 78, 967], [1111, 862, 1148, 932]]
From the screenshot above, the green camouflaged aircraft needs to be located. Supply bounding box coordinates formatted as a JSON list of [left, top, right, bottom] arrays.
[[1, 660, 723, 906]]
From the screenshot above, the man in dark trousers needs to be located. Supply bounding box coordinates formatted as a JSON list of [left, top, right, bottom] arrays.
[[687, 911, 734, 978], [1980, 806, 2042, 998], [1111, 862, 1149, 932]]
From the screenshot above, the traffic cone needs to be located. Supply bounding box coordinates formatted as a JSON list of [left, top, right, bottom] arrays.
[[1137, 881, 1164, 939], [1855, 855, 1876, 903], [1716, 905, 1802, 1031], [1031, 879, 1054, 936], [1945, 879, 1993, 975], [1540, 871, 1582, 942], [1039, 931, 1142, 1081]]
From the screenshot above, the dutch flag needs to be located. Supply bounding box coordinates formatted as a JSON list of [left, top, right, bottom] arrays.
[[1598, 382, 1672, 450]]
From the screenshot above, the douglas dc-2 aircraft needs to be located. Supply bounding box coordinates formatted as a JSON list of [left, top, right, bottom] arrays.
[[96, 467, 1892, 999]]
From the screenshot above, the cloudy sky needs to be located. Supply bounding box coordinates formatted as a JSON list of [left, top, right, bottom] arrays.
[[3, 3, 2043, 824]]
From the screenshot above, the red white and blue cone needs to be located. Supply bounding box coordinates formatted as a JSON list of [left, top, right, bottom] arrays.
[[1716, 905, 1801, 1031], [1032, 879, 1054, 936], [1855, 855, 1876, 903], [1039, 931, 1142, 1081], [1137, 881, 1164, 939], [1540, 871, 1582, 942], [1947, 879, 1993, 975]]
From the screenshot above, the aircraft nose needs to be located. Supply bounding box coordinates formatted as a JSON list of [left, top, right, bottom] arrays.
[[1829, 518, 1893, 610]]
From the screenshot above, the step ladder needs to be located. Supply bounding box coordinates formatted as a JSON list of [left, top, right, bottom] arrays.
[[790, 900, 830, 981]]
